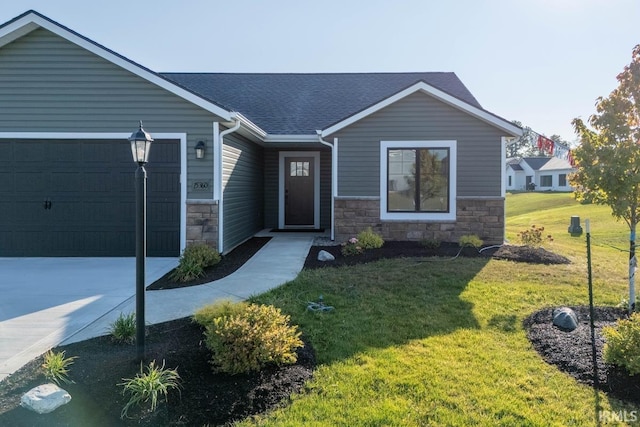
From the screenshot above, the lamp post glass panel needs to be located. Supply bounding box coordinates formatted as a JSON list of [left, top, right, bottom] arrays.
[[128, 121, 153, 361]]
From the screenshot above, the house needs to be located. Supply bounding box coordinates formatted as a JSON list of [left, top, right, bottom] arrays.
[[0, 10, 522, 257], [506, 157, 575, 192]]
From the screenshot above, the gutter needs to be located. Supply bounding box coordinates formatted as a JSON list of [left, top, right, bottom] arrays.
[[217, 117, 242, 253], [317, 131, 337, 241]]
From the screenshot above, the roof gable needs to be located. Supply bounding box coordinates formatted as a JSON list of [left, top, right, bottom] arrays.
[[320, 80, 522, 137], [0, 10, 231, 121], [522, 157, 552, 170]]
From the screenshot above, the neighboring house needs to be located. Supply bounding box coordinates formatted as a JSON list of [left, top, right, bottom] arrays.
[[506, 157, 575, 192], [0, 10, 522, 257]]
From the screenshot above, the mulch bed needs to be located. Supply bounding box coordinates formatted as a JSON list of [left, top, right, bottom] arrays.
[[147, 237, 271, 290], [524, 306, 640, 404], [304, 241, 571, 269]]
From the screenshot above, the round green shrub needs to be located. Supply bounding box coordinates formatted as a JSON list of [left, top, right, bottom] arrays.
[[603, 313, 640, 375], [202, 303, 303, 375], [356, 227, 384, 249], [193, 299, 248, 329]]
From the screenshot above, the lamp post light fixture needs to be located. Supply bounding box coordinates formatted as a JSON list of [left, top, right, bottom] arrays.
[[195, 140, 206, 159], [128, 121, 153, 362]]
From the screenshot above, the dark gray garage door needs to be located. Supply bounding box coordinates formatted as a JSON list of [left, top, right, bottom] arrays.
[[0, 139, 180, 257]]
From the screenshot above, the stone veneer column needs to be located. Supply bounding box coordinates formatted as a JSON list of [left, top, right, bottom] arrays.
[[186, 200, 219, 248], [334, 197, 504, 244]]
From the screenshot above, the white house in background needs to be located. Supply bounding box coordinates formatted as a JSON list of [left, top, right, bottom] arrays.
[[506, 157, 576, 192]]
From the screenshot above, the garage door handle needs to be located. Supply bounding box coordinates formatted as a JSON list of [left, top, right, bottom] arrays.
[[43, 199, 52, 210]]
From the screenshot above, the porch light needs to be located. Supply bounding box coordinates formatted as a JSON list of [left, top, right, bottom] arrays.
[[128, 121, 154, 165], [195, 140, 206, 159]]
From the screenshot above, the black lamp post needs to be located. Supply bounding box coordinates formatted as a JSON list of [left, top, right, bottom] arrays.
[[128, 121, 153, 361]]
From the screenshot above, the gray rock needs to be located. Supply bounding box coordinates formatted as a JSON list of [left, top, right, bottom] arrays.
[[552, 307, 578, 331], [317, 250, 335, 262], [21, 383, 71, 414]]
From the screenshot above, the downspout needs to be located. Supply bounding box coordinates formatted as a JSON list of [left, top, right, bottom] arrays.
[[317, 131, 337, 241], [217, 118, 241, 253]]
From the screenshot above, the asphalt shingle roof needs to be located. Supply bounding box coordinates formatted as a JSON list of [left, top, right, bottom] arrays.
[[160, 72, 482, 135]]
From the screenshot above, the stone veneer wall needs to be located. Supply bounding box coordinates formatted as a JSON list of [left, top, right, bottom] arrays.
[[186, 200, 219, 248], [334, 197, 504, 244]]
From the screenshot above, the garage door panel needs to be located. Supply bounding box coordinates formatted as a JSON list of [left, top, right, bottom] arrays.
[[0, 139, 180, 257]]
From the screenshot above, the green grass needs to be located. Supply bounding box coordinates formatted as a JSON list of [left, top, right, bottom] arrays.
[[237, 192, 639, 426]]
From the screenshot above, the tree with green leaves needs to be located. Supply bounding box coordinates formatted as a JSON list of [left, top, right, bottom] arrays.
[[570, 44, 640, 313]]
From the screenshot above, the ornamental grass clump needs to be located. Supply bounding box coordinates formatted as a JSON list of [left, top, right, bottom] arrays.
[[42, 350, 77, 385], [517, 225, 553, 247], [603, 313, 640, 375], [170, 243, 221, 282], [196, 302, 303, 375], [119, 360, 181, 419], [108, 312, 136, 343]]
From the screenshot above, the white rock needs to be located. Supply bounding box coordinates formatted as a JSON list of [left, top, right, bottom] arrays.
[[21, 383, 71, 414], [317, 250, 335, 262]]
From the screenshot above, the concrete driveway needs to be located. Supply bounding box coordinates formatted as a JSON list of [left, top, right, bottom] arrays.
[[0, 257, 177, 381]]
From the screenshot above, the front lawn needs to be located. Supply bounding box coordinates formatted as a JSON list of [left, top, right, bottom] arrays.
[[2, 192, 639, 425]]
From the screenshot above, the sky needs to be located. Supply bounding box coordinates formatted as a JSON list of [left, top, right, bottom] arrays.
[[2, 0, 638, 144]]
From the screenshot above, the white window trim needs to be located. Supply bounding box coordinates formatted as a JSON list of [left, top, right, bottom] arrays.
[[380, 140, 457, 221]]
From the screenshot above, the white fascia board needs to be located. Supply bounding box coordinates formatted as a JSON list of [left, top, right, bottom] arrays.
[[321, 81, 523, 138], [232, 113, 267, 140], [263, 134, 319, 143], [0, 13, 232, 121]]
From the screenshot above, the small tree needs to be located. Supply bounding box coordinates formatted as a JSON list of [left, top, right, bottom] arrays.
[[570, 44, 640, 313]]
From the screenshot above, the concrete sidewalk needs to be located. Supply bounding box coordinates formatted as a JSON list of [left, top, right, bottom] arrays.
[[0, 233, 315, 382], [61, 233, 314, 343]]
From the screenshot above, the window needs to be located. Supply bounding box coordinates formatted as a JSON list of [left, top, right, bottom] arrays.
[[559, 174, 567, 187], [380, 141, 456, 221], [290, 161, 309, 177], [540, 175, 552, 187], [508, 176, 512, 187]]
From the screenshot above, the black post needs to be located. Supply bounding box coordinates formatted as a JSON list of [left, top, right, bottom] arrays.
[[586, 220, 600, 420], [135, 165, 147, 362]]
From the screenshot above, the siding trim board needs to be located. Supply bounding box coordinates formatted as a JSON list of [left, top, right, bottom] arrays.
[[0, 131, 188, 253]]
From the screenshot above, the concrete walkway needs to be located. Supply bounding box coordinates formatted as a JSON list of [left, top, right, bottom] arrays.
[[0, 232, 315, 381]]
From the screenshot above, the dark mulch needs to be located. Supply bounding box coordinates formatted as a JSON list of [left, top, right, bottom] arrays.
[[304, 241, 571, 269], [524, 306, 640, 404], [147, 237, 271, 290], [0, 318, 315, 426]]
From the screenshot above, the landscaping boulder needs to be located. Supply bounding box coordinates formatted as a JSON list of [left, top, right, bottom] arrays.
[[317, 250, 335, 262], [552, 307, 578, 331], [21, 383, 71, 414]]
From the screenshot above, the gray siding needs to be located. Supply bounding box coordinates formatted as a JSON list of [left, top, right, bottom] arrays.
[[0, 28, 223, 199], [222, 132, 264, 251], [330, 91, 506, 197], [263, 147, 331, 230]]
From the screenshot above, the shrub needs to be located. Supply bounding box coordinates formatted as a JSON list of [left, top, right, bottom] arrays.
[[459, 234, 483, 249], [603, 313, 640, 375], [356, 227, 384, 249], [109, 312, 136, 343], [193, 299, 248, 329], [170, 243, 221, 282], [421, 238, 441, 249], [42, 350, 77, 385], [120, 360, 181, 419], [202, 303, 303, 375], [341, 237, 364, 257], [517, 225, 553, 247]]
